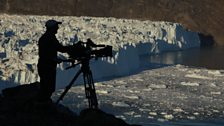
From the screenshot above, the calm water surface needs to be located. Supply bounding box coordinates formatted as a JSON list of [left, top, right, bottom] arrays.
[[148, 46, 224, 70]]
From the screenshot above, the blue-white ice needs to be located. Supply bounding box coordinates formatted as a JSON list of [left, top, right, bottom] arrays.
[[0, 14, 200, 87]]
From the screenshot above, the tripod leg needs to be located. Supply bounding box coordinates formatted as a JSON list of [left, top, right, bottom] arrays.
[[87, 71, 98, 108], [56, 69, 82, 104], [83, 73, 91, 108], [83, 70, 98, 109]]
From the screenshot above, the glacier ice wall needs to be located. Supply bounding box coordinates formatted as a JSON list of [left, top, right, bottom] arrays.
[[0, 14, 200, 89]]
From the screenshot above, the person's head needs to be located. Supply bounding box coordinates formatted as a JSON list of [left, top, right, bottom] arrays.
[[45, 20, 62, 34]]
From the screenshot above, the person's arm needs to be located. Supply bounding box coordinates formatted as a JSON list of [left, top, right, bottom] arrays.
[[56, 40, 70, 53], [87, 39, 105, 47]]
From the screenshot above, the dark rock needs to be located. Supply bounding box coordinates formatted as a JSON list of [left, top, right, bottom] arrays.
[[0, 82, 78, 126], [2, 82, 40, 99], [79, 108, 141, 126], [79, 108, 127, 126], [199, 33, 216, 47], [0, 83, 141, 126], [2, 82, 40, 110]]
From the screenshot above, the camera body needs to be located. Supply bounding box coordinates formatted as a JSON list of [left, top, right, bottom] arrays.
[[67, 39, 112, 60]]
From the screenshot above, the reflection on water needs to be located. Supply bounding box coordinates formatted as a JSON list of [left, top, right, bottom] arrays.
[[148, 46, 224, 69]]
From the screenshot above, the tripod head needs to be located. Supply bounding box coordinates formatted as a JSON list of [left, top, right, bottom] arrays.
[[62, 56, 95, 72]]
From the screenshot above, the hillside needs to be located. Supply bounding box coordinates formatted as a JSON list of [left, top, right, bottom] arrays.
[[0, 0, 224, 45]]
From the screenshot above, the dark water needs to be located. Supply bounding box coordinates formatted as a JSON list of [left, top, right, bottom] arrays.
[[146, 47, 224, 125], [148, 46, 224, 70]]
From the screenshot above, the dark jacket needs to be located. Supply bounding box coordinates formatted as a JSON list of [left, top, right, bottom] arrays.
[[38, 32, 67, 68]]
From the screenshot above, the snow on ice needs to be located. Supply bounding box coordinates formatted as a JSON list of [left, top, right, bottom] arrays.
[[0, 14, 200, 89]]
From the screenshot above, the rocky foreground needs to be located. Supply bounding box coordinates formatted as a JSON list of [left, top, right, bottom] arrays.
[[0, 82, 140, 126]]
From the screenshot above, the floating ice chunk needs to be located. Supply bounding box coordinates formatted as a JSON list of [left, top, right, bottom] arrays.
[[115, 115, 126, 120], [112, 102, 130, 107], [180, 82, 200, 86], [139, 108, 151, 112], [127, 90, 140, 93], [208, 70, 224, 77], [149, 84, 167, 89], [210, 83, 217, 87], [94, 82, 104, 87], [149, 112, 157, 116], [212, 109, 220, 113], [115, 80, 127, 85], [148, 116, 154, 119], [123, 95, 139, 100], [96, 90, 109, 94], [134, 115, 141, 118], [161, 112, 167, 115], [157, 118, 166, 122], [185, 74, 213, 80], [208, 70, 221, 75], [143, 88, 152, 91], [211, 92, 221, 95], [164, 114, 174, 120], [173, 108, 184, 112], [130, 77, 144, 82], [124, 111, 135, 116], [193, 112, 200, 116], [187, 116, 196, 120]]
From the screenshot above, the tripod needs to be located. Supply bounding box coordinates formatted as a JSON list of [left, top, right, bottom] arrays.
[[56, 58, 98, 109]]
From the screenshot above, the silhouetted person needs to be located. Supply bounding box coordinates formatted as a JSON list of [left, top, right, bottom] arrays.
[[37, 20, 70, 102]]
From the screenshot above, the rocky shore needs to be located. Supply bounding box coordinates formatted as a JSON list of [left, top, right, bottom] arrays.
[[0, 82, 140, 126]]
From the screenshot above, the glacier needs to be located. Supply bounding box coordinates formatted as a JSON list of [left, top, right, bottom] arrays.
[[0, 14, 200, 90]]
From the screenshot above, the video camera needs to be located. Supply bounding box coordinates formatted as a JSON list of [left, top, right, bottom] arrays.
[[57, 38, 112, 107], [67, 38, 113, 60]]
